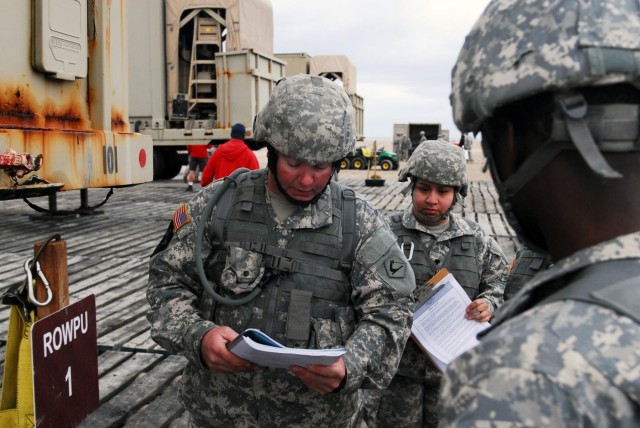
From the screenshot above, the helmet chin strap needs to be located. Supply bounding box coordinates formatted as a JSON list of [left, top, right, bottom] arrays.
[[481, 135, 550, 254], [413, 209, 449, 225], [266, 147, 335, 207], [502, 92, 627, 198], [481, 92, 636, 254]]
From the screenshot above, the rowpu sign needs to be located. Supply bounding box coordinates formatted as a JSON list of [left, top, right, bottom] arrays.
[[31, 295, 99, 427]]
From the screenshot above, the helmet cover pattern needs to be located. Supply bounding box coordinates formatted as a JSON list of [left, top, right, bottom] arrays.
[[398, 140, 468, 197], [451, 0, 640, 132], [254, 74, 356, 163]]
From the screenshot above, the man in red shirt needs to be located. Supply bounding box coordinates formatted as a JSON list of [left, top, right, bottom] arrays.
[[200, 123, 259, 187], [185, 144, 210, 191]]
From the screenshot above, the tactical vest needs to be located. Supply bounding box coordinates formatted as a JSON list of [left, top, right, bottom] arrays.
[[504, 249, 552, 300], [207, 170, 357, 348], [390, 214, 481, 299]]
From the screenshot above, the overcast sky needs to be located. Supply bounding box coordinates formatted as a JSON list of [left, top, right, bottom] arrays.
[[269, 0, 492, 141]]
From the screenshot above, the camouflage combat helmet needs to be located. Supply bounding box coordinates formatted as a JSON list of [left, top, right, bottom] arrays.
[[451, 0, 640, 251], [399, 140, 468, 197], [254, 74, 356, 164], [451, 0, 640, 134]]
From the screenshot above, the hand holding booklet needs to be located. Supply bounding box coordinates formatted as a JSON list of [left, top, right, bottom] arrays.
[[411, 269, 491, 372], [227, 328, 346, 369]]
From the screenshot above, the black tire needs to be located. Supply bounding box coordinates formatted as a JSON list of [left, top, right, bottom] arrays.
[[163, 155, 183, 180], [152, 149, 165, 180], [379, 159, 393, 171], [352, 156, 367, 170], [340, 158, 351, 170], [153, 149, 184, 180], [365, 178, 385, 187]]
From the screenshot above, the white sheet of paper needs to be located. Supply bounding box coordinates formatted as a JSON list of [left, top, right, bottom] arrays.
[[411, 273, 490, 370], [228, 329, 346, 369]]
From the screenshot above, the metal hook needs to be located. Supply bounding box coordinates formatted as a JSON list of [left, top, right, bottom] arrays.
[[24, 258, 53, 307], [402, 242, 414, 261]]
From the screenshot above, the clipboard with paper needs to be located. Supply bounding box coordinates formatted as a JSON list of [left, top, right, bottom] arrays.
[[410, 269, 491, 372]]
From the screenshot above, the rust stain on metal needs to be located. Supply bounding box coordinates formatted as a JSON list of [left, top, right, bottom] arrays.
[[111, 108, 127, 132], [87, 86, 96, 109], [29, 128, 127, 188], [43, 97, 89, 131], [0, 83, 92, 131], [0, 86, 38, 127], [45, 110, 83, 129]]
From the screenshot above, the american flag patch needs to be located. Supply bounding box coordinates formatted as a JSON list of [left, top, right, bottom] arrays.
[[173, 203, 191, 232]]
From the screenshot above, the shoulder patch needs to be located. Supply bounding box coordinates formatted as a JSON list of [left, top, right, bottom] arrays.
[[385, 256, 407, 278], [173, 203, 191, 232]]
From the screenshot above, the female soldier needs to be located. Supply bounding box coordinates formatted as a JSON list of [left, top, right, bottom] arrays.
[[370, 140, 508, 427]]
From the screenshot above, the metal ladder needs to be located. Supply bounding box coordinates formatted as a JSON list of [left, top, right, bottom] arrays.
[[187, 16, 221, 116]]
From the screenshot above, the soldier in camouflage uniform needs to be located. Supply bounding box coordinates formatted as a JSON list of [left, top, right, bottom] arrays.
[[364, 140, 507, 428], [419, 131, 427, 143], [440, 1, 640, 425], [401, 133, 411, 161], [393, 132, 411, 161], [393, 132, 403, 159], [146, 74, 415, 427]]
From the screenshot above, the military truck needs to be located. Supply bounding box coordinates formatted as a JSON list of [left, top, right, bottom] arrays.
[[127, 0, 286, 179], [393, 123, 448, 154], [0, 0, 153, 207]]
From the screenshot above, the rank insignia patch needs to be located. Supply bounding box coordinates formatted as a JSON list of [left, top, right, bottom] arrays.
[[385, 256, 407, 278], [173, 203, 191, 232]]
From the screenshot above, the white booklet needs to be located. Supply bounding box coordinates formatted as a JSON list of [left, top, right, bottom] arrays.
[[411, 269, 491, 372], [227, 328, 346, 369]]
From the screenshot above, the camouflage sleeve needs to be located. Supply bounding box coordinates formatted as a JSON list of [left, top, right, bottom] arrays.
[[146, 186, 220, 368], [340, 198, 416, 394], [440, 301, 640, 426], [440, 364, 587, 426], [475, 232, 508, 314]]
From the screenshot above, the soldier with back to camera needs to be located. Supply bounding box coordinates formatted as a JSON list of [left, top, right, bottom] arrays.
[[147, 74, 415, 427], [440, 1, 640, 426]]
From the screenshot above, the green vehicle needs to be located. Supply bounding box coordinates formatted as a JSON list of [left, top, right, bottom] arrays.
[[341, 146, 399, 170]]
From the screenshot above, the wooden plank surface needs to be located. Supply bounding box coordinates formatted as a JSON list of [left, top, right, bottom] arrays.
[[0, 174, 519, 426]]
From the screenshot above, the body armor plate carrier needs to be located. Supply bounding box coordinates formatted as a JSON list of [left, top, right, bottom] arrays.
[[207, 170, 357, 348], [390, 214, 481, 299]]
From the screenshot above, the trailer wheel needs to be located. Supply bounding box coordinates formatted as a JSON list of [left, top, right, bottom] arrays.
[[153, 148, 184, 180], [153, 149, 166, 180], [164, 150, 182, 180]]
